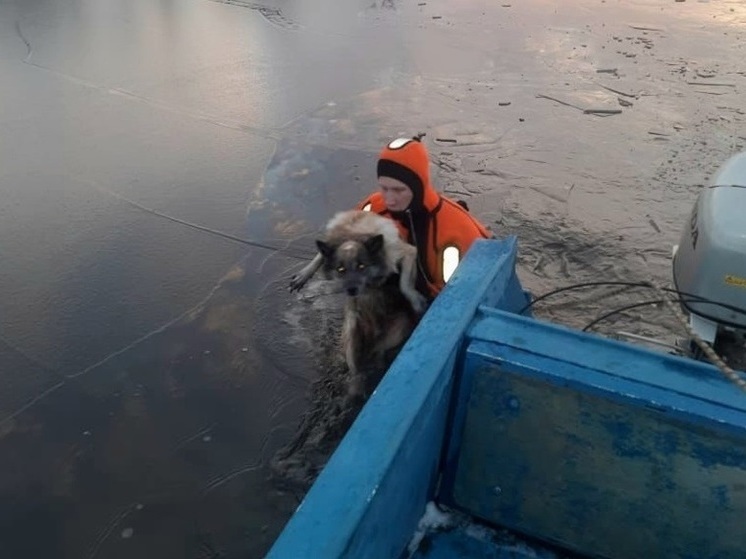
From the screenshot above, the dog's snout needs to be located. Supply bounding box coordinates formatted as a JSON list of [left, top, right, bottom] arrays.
[[346, 286, 359, 296]]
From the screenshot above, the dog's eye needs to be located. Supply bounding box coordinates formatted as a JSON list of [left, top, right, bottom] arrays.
[[357, 263, 366, 270], [337, 266, 346, 274]]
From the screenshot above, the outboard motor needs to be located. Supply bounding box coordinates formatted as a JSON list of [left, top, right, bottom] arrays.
[[672, 152, 746, 356]]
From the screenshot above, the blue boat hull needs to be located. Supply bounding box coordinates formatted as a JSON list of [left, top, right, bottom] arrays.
[[267, 237, 746, 559]]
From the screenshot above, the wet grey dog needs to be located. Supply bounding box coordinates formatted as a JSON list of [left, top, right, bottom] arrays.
[[290, 210, 427, 398]]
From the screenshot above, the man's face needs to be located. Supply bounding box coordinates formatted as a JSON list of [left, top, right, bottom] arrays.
[[378, 176, 413, 212]]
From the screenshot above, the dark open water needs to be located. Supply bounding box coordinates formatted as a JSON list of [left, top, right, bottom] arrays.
[[0, 0, 407, 557]]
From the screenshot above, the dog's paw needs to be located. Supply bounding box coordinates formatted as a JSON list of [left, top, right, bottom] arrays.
[[409, 293, 429, 315], [344, 390, 367, 409], [347, 376, 369, 401], [288, 273, 308, 292]]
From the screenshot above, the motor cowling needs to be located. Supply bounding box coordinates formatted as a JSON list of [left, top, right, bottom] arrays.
[[672, 152, 746, 341]]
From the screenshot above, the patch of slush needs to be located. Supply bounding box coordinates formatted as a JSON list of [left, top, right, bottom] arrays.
[[407, 501, 563, 559], [407, 502, 458, 555]]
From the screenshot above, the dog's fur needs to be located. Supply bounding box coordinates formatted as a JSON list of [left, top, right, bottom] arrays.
[[290, 210, 427, 398]]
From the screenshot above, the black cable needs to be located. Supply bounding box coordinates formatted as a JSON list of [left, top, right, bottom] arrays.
[[582, 298, 742, 333], [519, 281, 649, 314], [91, 181, 316, 261], [582, 299, 669, 332], [124, 199, 315, 261], [520, 281, 746, 318]]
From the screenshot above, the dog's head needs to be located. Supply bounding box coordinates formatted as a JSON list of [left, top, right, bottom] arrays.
[[316, 234, 390, 297]]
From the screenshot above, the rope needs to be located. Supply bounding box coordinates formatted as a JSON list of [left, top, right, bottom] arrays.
[[652, 282, 746, 392]]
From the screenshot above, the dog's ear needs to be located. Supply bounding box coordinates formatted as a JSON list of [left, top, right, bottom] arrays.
[[316, 239, 335, 259], [364, 234, 384, 255]]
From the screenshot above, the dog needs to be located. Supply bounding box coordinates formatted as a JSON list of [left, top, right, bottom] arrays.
[[290, 210, 428, 398]]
